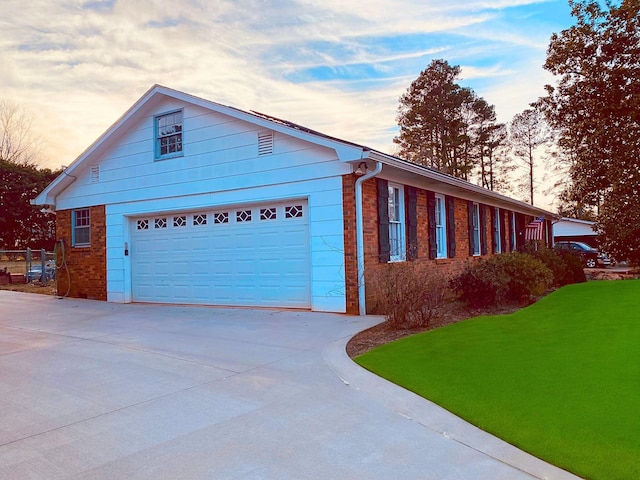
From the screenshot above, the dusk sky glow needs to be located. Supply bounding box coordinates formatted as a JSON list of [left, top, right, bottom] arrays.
[[2, 0, 574, 183]]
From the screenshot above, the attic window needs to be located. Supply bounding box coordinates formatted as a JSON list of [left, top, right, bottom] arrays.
[[156, 110, 183, 159], [90, 165, 100, 183], [258, 131, 273, 156]]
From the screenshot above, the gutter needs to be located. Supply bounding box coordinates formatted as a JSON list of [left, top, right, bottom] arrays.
[[354, 160, 382, 316]]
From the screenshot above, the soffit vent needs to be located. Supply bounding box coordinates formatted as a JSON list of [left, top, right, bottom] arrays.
[[90, 165, 100, 183], [258, 131, 274, 156]]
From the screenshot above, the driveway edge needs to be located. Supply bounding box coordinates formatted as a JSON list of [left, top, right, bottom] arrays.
[[323, 333, 582, 480]]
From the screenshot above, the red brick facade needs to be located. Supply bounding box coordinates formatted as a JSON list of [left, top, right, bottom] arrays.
[[342, 175, 359, 314], [55, 206, 107, 300], [343, 174, 538, 314], [55, 179, 538, 313]]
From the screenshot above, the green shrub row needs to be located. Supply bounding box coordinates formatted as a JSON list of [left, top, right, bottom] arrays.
[[370, 246, 586, 327]]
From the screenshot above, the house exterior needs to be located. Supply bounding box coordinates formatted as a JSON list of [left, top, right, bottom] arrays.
[[553, 217, 598, 247], [33, 85, 555, 315]]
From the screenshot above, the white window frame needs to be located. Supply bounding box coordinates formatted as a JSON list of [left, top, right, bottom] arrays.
[[155, 110, 183, 159], [388, 183, 406, 262], [472, 202, 481, 256], [435, 194, 447, 259], [494, 207, 502, 254], [72, 208, 90, 247]]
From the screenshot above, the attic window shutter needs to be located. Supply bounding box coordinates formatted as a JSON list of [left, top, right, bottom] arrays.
[[258, 131, 274, 156], [446, 195, 456, 258], [480, 204, 488, 255], [406, 187, 418, 261], [90, 165, 100, 183], [377, 178, 390, 263], [427, 191, 437, 260]]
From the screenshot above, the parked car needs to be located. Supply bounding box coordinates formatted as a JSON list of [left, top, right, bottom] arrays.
[[554, 241, 611, 268], [26, 261, 56, 282]]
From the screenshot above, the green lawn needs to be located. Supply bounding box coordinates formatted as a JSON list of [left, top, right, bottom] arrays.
[[356, 280, 640, 480]]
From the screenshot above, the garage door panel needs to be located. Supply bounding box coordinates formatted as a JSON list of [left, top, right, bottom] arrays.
[[131, 201, 310, 307]]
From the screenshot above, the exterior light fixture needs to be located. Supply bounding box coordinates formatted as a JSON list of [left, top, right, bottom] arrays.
[[354, 162, 368, 176]]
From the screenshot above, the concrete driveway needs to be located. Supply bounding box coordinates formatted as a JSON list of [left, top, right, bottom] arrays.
[[0, 292, 579, 479]]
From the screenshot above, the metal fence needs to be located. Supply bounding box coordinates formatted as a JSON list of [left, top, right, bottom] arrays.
[[0, 249, 56, 283]]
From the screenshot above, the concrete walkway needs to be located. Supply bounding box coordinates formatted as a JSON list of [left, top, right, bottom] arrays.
[[0, 291, 580, 479]]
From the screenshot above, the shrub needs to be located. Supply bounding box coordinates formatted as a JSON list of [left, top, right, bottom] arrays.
[[369, 262, 448, 329], [451, 253, 553, 308], [521, 243, 586, 287], [554, 248, 587, 285]]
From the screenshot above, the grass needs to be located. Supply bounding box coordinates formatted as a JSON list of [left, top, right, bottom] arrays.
[[356, 280, 640, 480]]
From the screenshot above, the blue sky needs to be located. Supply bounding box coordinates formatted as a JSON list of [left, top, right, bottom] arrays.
[[1, 0, 574, 178]]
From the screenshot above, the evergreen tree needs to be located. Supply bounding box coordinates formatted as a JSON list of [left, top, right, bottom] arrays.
[[539, 0, 640, 263]]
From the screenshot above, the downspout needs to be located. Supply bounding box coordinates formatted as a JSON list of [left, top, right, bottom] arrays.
[[355, 160, 382, 315]]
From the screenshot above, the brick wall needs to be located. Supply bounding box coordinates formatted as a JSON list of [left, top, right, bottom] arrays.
[[342, 175, 359, 314], [343, 175, 529, 314], [56, 206, 107, 300]]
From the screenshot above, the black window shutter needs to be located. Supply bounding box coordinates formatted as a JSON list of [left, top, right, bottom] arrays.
[[515, 213, 525, 250], [406, 187, 418, 260], [500, 209, 507, 253], [446, 195, 456, 258], [427, 191, 437, 260], [377, 178, 390, 262], [480, 204, 488, 255], [468, 201, 475, 256]]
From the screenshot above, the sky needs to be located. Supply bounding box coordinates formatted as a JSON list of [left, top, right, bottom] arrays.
[[1, 0, 575, 205]]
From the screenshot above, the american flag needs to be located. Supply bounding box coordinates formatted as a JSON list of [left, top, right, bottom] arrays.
[[525, 216, 545, 241]]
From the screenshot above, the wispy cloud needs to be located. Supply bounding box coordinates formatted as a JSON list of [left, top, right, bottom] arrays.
[[1, 0, 572, 178]]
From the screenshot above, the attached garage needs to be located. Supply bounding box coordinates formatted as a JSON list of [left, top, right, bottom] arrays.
[[130, 200, 311, 308]]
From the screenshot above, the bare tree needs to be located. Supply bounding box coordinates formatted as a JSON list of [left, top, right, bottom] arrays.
[[509, 108, 551, 205], [0, 99, 42, 166]]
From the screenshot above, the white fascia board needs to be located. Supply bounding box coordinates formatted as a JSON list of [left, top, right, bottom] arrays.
[[368, 151, 557, 219]]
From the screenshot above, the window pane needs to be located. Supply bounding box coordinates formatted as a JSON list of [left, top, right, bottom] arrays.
[[473, 204, 481, 255], [389, 222, 401, 256], [75, 209, 90, 227], [75, 227, 90, 245], [157, 111, 183, 157], [435, 196, 447, 258], [388, 186, 399, 221]]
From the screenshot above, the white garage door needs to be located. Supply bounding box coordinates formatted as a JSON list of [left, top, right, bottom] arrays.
[[131, 201, 310, 308]]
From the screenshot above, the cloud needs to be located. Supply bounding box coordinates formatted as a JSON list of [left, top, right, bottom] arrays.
[[1, 0, 570, 179]]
